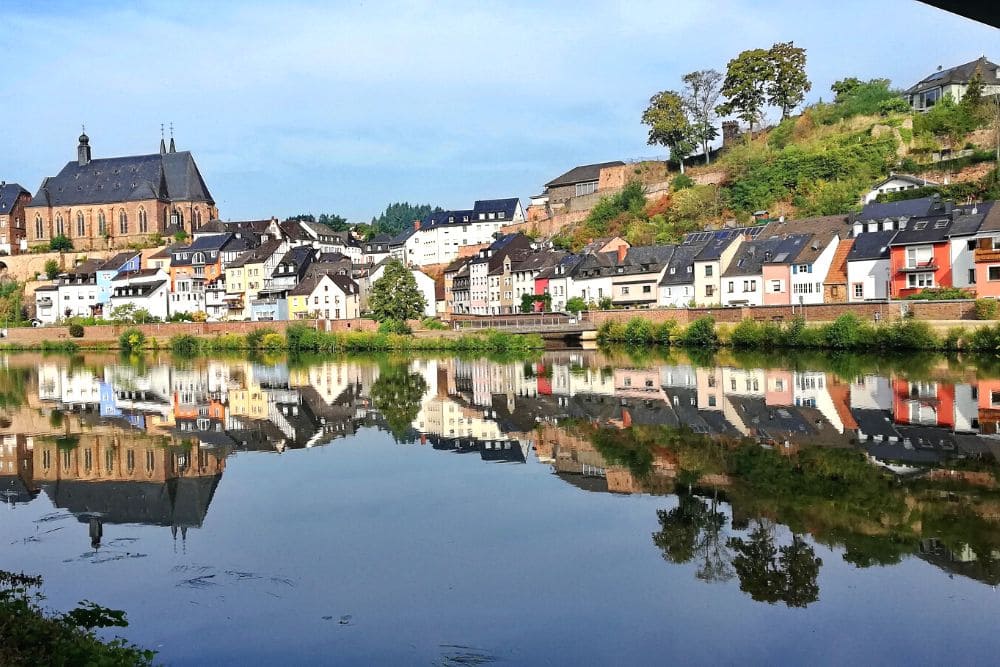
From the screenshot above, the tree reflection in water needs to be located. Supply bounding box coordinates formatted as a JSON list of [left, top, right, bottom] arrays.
[[370, 361, 428, 443], [727, 521, 821, 607]]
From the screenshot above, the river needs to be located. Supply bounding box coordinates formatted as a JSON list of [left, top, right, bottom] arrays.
[[1, 349, 999, 665]]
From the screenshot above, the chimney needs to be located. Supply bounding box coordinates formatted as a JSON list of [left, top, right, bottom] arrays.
[[617, 244, 627, 264], [413, 219, 421, 231]]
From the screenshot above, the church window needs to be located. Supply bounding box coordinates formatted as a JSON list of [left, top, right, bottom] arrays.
[[76, 212, 85, 237], [35, 215, 44, 239], [97, 211, 106, 235], [138, 207, 148, 233], [119, 210, 128, 235], [55, 214, 64, 237]]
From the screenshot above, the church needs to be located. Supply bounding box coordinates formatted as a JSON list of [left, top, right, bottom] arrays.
[[25, 131, 218, 250]]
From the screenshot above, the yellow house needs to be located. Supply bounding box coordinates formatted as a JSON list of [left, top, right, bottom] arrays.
[[224, 239, 285, 320], [288, 273, 360, 320]]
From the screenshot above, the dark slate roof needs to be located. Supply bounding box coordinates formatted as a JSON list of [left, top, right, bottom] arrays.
[[545, 161, 624, 188], [979, 201, 1000, 232], [274, 245, 316, 276], [948, 207, 988, 237], [186, 232, 234, 251], [659, 243, 703, 285], [889, 214, 960, 246], [757, 216, 849, 263], [112, 268, 163, 281], [847, 230, 896, 261], [723, 237, 784, 277], [472, 198, 519, 218], [0, 182, 29, 215], [857, 196, 947, 222], [29, 149, 214, 208], [64, 258, 104, 276], [97, 251, 140, 272], [764, 234, 811, 265], [535, 253, 584, 280], [278, 219, 314, 241], [329, 274, 359, 295], [904, 57, 999, 95], [111, 280, 167, 297], [511, 250, 566, 273]]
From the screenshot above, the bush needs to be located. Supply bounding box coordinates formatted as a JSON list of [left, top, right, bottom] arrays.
[[421, 317, 447, 330], [565, 296, 587, 315], [44, 259, 60, 280], [678, 316, 719, 348], [877, 97, 910, 115], [169, 334, 200, 356], [67, 323, 84, 338], [49, 235, 73, 252], [975, 298, 998, 320], [823, 314, 862, 349], [597, 320, 627, 344], [245, 327, 273, 349], [118, 328, 146, 353], [730, 318, 764, 348], [653, 320, 677, 345], [623, 317, 654, 345], [378, 318, 410, 334], [261, 332, 285, 350], [671, 173, 695, 191], [968, 323, 1000, 353]]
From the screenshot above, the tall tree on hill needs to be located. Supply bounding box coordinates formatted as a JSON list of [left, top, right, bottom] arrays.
[[682, 69, 723, 165], [370, 202, 442, 238], [642, 90, 696, 174], [369, 259, 427, 323], [766, 42, 811, 119], [716, 48, 772, 137]]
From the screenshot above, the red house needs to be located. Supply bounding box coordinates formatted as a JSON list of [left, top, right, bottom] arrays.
[[888, 215, 955, 298]]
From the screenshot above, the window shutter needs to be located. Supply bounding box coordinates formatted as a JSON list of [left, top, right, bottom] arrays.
[[807, 265, 813, 273], [792, 265, 797, 274]]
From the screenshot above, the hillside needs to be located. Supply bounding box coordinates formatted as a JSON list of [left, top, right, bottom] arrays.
[[553, 80, 999, 251]]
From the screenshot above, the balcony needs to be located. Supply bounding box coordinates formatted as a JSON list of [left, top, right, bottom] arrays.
[[898, 262, 938, 273], [975, 247, 1000, 263]]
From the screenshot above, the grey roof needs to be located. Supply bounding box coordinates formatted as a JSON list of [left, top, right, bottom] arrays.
[[659, 244, 703, 285], [847, 230, 896, 261], [226, 239, 284, 268], [545, 161, 624, 188], [111, 268, 163, 281], [535, 253, 585, 280], [29, 148, 214, 208], [857, 196, 947, 222], [96, 251, 140, 272], [904, 57, 999, 95], [472, 198, 519, 218], [723, 237, 784, 277], [511, 250, 566, 273], [0, 182, 29, 215], [889, 214, 961, 246], [329, 274, 359, 294], [757, 216, 848, 263], [686, 226, 767, 261], [948, 206, 988, 237], [764, 234, 812, 265], [111, 280, 167, 297]]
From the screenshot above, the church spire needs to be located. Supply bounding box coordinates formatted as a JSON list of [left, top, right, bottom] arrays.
[[77, 124, 91, 166], [160, 123, 166, 154], [169, 122, 176, 153]]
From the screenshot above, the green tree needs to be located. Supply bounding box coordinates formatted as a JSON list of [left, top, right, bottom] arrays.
[[682, 69, 723, 164], [831, 77, 862, 102], [44, 259, 60, 280], [370, 203, 443, 238], [49, 235, 73, 252], [716, 48, 772, 136], [766, 41, 811, 119], [369, 259, 427, 323], [371, 361, 427, 443], [642, 90, 695, 173], [565, 296, 587, 315]]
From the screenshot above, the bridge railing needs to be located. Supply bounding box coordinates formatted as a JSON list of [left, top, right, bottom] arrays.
[[453, 315, 576, 330]]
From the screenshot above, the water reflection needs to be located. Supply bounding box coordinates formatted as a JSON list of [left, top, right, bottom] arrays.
[[3, 349, 1000, 606]]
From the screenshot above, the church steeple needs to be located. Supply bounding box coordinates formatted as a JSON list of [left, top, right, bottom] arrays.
[[77, 125, 91, 166], [160, 123, 166, 154], [169, 122, 176, 153]]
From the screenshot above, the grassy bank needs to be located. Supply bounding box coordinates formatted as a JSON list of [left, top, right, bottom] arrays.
[[599, 314, 1000, 353], [167, 324, 544, 356]]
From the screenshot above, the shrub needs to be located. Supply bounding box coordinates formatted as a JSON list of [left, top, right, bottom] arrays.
[[245, 327, 272, 349], [44, 259, 60, 280], [597, 320, 627, 344], [653, 320, 677, 345], [118, 327, 146, 353], [421, 317, 447, 330], [671, 173, 695, 191], [968, 323, 1000, 353], [824, 314, 862, 349], [678, 316, 719, 348], [378, 318, 410, 334], [68, 323, 84, 338], [565, 296, 587, 315], [49, 235, 73, 252], [261, 332, 285, 350], [877, 97, 910, 115], [975, 298, 998, 320], [623, 317, 654, 345], [169, 334, 200, 356]]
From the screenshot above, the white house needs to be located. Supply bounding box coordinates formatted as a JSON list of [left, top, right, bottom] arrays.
[[789, 234, 840, 306], [169, 275, 206, 318], [109, 269, 170, 321], [53, 259, 103, 321], [846, 231, 894, 301], [864, 174, 939, 204], [288, 273, 360, 320], [33, 285, 59, 324]]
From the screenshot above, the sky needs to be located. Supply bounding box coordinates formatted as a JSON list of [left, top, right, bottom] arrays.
[[0, 1, 996, 221]]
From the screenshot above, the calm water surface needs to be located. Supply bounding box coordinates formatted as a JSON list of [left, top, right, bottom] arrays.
[[1, 349, 999, 665]]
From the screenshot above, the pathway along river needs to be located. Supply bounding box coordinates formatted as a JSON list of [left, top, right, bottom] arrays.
[[2, 349, 1000, 665]]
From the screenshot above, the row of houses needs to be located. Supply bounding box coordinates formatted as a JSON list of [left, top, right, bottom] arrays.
[[441, 196, 1000, 315], [33, 216, 439, 324]]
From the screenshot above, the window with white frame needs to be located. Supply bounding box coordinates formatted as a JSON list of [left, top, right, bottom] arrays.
[[907, 272, 934, 288], [905, 245, 933, 268], [853, 283, 864, 298], [575, 181, 598, 196], [770, 279, 783, 292]]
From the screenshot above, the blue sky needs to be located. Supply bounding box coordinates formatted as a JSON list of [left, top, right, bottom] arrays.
[[1, 1, 995, 221]]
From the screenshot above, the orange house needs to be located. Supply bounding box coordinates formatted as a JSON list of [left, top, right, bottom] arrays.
[[167, 234, 232, 289], [888, 217, 955, 298]]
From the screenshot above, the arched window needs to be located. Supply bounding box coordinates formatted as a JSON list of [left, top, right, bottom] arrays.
[[193, 208, 202, 228], [171, 208, 184, 230], [34, 214, 44, 239], [76, 212, 85, 237], [97, 211, 106, 236], [138, 207, 148, 233], [55, 213, 64, 237], [119, 210, 128, 235]]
